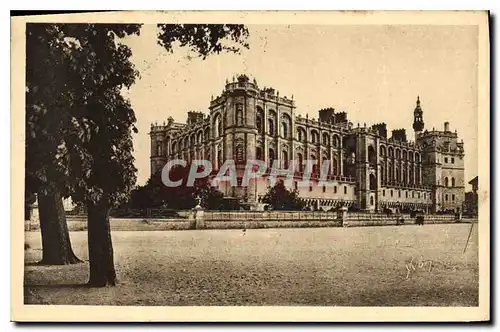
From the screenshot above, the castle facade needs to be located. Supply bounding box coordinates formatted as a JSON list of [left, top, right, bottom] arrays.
[[150, 75, 465, 213]]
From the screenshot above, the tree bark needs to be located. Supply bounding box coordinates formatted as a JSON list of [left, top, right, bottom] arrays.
[[86, 198, 117, 287], [24, 202, 31, 221], [37, 187, 82, 265]]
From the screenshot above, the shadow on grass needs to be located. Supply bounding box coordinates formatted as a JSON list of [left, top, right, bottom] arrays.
[[25, 283, 91, 289], [24, 261, 88, 267]]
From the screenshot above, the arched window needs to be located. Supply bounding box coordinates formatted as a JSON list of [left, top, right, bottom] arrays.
[[388, 147, 394, 158], [368, 145, 376, 165], [171, 142, 177, 154], [256, 146, 263, 160], [297, 153, 304, 172], [218, 120, 223, 138], [380, 145, 386, 157], [298, 127, 306, 142], [451, 177, 455, 187], [281, 114, 291, 139], [445, 177, 449, 187], [281, 121, 288, 138], [268, 110, 277, 136], [333, 135, 340, 148], [369, 174, 376, 190], [268, 119, 275, 136], [214, 113, 222, 138], [282, 150, 289, 168], [268, 148, 275, 167], [388, 162, 394, 183], [322, 133, 330, 146], [256, 114, 263, 134], [311, 154, 318, 174], [157, 143, 162, 156], [370, 196, 374, 206], [311, 130, 319, 144], [197, 131, 203, 144], [380, 165, 385, 184], [256, 107, 264, 134]]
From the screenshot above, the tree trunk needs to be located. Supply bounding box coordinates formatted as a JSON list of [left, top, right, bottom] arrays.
[[86, 198, 117, 287], [24, 202, 31, 221], [37, 187, 82, 265]]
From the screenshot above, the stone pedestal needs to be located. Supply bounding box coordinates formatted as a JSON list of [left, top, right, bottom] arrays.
[[194, 204, 205, 229], [338, 206, 348, 227]]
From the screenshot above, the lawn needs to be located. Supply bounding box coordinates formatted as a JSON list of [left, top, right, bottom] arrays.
[[24, 224, 479, 306]]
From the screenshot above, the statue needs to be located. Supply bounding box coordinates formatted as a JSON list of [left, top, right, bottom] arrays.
[[195, 195, 202, 208], [192, 195, 205, 229]]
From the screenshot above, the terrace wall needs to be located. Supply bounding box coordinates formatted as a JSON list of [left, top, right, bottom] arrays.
[[25, 211, 468, 232]]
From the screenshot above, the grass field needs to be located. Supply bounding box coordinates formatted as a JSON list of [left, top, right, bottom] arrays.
[[24, 224, 479, 306]]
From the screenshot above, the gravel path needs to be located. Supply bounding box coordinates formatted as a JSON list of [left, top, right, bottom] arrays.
[[24, 224, 479, 306]]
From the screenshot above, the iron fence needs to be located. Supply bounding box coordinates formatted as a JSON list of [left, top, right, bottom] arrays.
[[107, 208, 459, 222]]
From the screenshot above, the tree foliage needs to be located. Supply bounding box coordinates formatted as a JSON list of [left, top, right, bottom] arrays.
[[25, 23, 87, 264], [124, 165, 225, 211], [25, 22, 250, 283], [26, 23, 143, 280], [262, 180, 305, 211], [26, 23, 142, 206], [157, 24, 249, 59]]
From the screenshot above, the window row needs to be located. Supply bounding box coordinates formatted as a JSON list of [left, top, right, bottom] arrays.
[[380, 164, 422, 186], [382, 189, 429, 200], [443, 156, 455, 164], [292, 182, 350, 195], [257, 148, 343, 175], [296, 127, 342, 147], [379, 145, 421, 162], [256, 110, 293, 138], [444, 194, 456, 201], [444, 177, 457, 187]]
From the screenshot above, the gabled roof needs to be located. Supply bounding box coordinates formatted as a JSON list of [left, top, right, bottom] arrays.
[[468, 176, 478, 186]]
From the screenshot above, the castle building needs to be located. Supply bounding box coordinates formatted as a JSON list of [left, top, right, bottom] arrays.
[[150, 74, 465, 213]]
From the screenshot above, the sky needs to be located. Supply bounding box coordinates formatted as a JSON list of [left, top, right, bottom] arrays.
[[121, 24, 478, 189]]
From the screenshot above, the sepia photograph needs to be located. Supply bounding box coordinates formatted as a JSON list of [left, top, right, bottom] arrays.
[[11, 10, 490, 322]]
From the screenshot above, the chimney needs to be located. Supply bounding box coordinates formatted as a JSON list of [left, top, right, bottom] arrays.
[[444, 121, 450, 132]]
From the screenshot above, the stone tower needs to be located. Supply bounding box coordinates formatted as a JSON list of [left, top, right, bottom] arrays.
[[150, 122, 167, 175], [413, 96, 425, 137], [353, 125, 378, 212], [209, 74, 259, 206], [418, 122, 465, 213]]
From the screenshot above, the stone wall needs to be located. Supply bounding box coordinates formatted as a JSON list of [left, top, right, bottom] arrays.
[[24, 212, 468, 232]]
